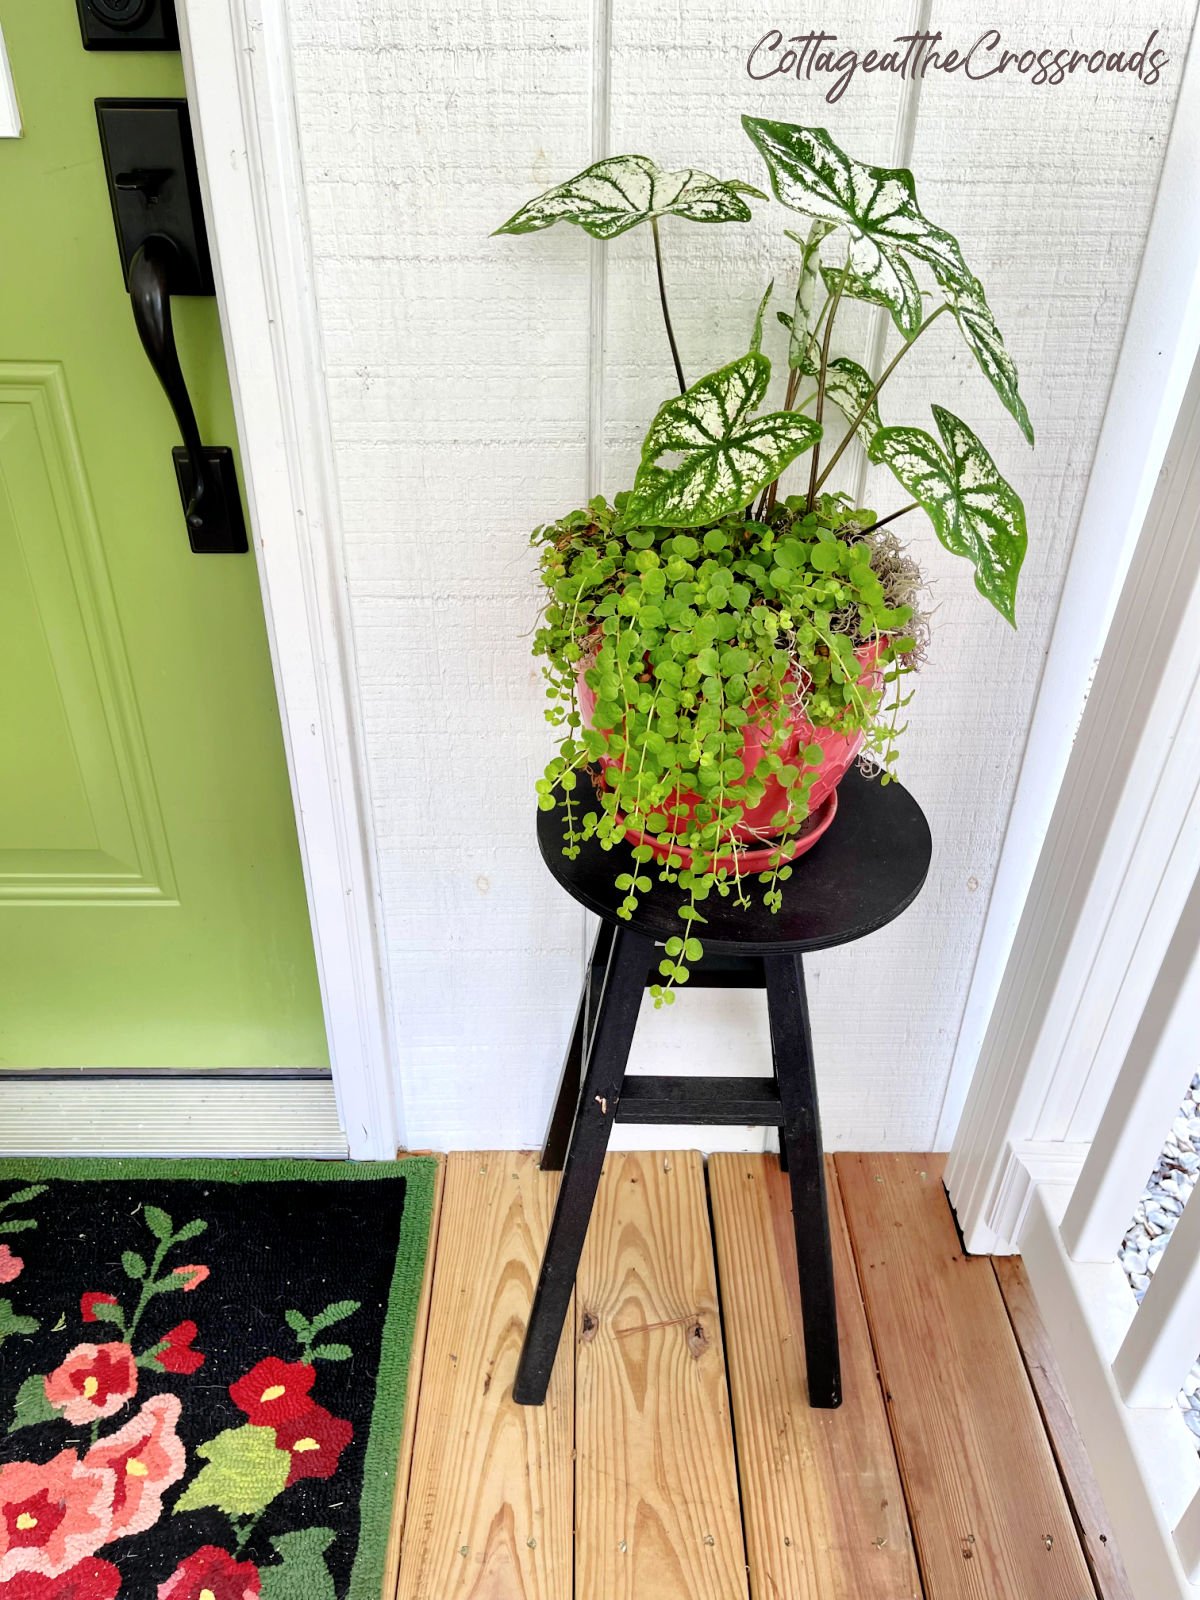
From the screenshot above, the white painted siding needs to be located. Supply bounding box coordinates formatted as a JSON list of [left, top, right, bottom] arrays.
[[286, 0, 1196, 1150]]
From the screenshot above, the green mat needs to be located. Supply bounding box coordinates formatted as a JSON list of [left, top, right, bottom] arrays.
[[0, 1156, 436, 1600]]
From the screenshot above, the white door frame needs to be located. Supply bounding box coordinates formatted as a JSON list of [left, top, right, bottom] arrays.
[[175, 1, 403, 1159]]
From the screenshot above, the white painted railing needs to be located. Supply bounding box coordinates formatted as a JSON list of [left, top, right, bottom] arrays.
[[947, 335, 1200, 1597]]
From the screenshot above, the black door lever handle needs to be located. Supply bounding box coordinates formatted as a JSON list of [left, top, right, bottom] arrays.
[[129, 235, 208, 532], [126, 234, 247, 553]]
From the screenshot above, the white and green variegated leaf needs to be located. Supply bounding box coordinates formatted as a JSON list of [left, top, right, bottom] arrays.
[[742, 119, 971, 336], [872, 405, 1026, 624], [622, 352, 821, 529], [937, 272, 1034, 445], [820, 260, 923, 345], [824, 356, 881, 448], [749, 280, 774, 355], [495, 155, 765, 241], [784, 221, 836, 371]]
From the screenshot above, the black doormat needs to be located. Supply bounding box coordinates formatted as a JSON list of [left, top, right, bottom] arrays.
[[0, 1157, 436, 1600]]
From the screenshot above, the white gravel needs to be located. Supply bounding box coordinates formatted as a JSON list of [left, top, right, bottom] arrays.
[[1118, 1073, 1200, 1444]]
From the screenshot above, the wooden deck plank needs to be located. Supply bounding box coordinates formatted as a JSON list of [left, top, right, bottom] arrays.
[[574, 1150, 749, 1600], [709, 1153, 922, 1600], [836, 1153, 1096, 1600], [396, 1152, 573, 1600], [385, 1153, 446, 1597], [993, 1255, 1135, 1600]]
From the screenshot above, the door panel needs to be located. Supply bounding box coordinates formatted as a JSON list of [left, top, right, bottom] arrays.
[[0, 363, 172, 902], [0, 6, 328, 1068]]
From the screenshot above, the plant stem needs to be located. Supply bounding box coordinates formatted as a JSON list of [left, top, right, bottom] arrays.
[[813, 301, 951, 493], [756, 287, 834, 520], [651, 216, 687, 395], [858, 500, 919, 537], [126, 1236, 171, 1342], [805, 265, 848, 513]]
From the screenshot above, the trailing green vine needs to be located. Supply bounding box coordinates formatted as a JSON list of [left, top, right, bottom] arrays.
[[533, 492, 924, 996]]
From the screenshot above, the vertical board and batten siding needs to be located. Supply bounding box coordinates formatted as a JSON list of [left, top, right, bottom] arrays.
[[285, 0, 1194, 1149]]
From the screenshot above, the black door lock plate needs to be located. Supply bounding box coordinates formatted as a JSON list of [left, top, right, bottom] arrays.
[[96, 100, 212, 293], [77, 0, 179, 50]]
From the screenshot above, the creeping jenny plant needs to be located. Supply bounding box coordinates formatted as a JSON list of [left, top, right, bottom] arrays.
[[497, 121, 1032, 1000]]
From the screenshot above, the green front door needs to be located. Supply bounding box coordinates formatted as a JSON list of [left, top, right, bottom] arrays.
[[0, 7, 329, 1069]]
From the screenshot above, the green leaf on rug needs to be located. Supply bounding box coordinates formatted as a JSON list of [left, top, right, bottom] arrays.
[[309, 1299, 361, 1333], [174, 1424, 291, 1516], [309, 1343, 352, 1362], [143, 1206, 174, 1241], [7, 1372, 54, 1429]]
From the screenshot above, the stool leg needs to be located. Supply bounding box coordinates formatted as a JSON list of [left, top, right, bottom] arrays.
[[764, 952, 841, 1409], [514, 925, 654, 1406], [541, 921, 614, 1170]]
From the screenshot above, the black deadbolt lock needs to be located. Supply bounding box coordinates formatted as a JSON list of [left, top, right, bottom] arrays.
[[77, 0, 179, 50]]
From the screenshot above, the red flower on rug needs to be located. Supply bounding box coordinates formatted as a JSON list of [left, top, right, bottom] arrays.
[[274, 1403, 353, 1485], [0, 1246, 22, 1285], [170, 1264, 210, 1293], [0, 1450, 114, 1581], [80, 1292, 119, 1324], [157, 1544, 261, 1600], [228, 1358, 315, 1426], [0, 1555, 122, 1599], [84, 1394, 186, 1539], [44, 1343, 137, 1425], [151, 1321, 205, 1375]]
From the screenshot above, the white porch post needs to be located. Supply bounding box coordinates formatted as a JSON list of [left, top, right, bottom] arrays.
[[946, 343, 1200, 1254]]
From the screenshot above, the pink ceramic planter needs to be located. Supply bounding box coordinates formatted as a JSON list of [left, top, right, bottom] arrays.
[[578, 641, 884, 870]]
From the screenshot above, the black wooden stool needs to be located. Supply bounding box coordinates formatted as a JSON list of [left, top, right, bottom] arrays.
[[513, 765, 931, 1409]]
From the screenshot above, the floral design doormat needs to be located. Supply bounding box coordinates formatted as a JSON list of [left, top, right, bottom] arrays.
[[0, 1157, 435, 1600]]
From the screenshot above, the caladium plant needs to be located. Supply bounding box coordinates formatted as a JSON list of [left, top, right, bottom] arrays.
[[500, 121, 1033, 998]]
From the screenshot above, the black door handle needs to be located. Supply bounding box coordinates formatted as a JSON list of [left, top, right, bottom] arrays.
[[129, 236, 208, 533], [126, 235, 247, 553]]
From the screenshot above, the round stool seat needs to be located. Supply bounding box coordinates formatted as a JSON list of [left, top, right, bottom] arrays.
[[537, 764, 932, 955]]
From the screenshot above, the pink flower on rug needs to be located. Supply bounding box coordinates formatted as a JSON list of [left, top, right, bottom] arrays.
[[170, 1264, 209, 1293], [0, 1247, 22, 1285], [0, 1555, 122, 1599], [151, 1321, 204, 1375], [80, 1293, 119, 1324], [83, 1393, 185, 1540], [158, 1545, 260, 1600], [228, 1357, 315, 1426], [274, 1403, 353, 1485], [44, 1343, 137, 1425], [0, 1451, 115, 1582]]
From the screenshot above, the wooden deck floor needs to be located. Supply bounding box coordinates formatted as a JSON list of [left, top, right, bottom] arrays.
[[389, 1152, 1132, 1600]]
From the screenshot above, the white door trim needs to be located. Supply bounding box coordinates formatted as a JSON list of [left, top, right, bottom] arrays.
[[935, 14, 1200, 1148], [175, 0, 402, 1159]]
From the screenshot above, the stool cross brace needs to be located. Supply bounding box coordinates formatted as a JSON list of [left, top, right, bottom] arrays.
[[513, 922, 839, 1409]]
